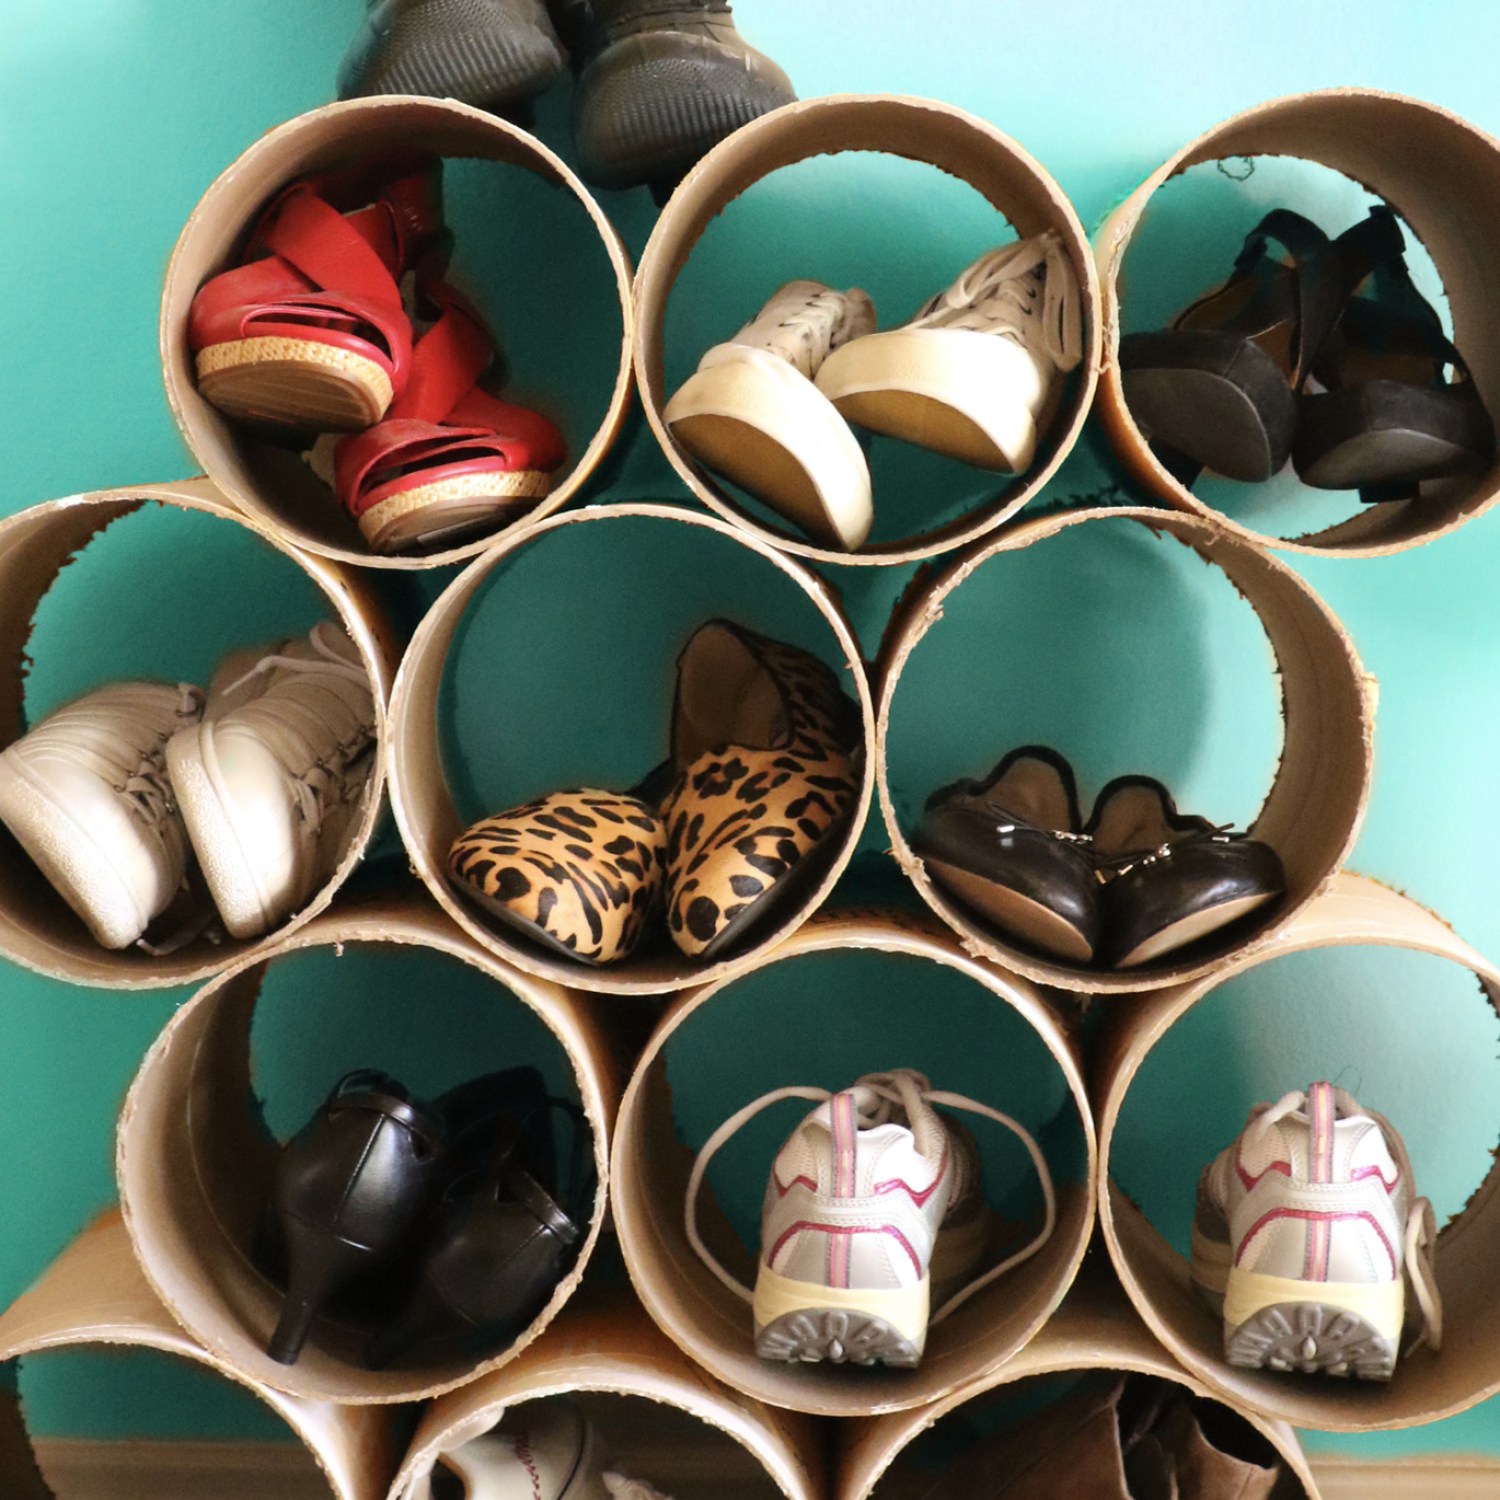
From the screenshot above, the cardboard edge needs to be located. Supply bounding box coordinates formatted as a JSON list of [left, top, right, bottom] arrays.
[[872, 505, 1373, 994], [633, 92, 1103, 567], [388, 1290, 825, 1500], [1094, 871, 1500, 1431], [114, 898, 619, 1406], [836, 1261, 1319, 1499], [384, 501, 879, 995], [609, 907, 1099, 1417], [0, 479, 396, 989], [0, 1212, 397, 1500], [1092, 87, 1500, 557], [159, 96, 635, 572]]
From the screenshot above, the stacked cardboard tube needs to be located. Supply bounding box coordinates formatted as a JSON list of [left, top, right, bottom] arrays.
[[5, 82, 1500, 1499]]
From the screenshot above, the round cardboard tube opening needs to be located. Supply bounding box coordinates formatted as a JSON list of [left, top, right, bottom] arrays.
[[0, 1214, 396, 1500], [387, 503, 875, 995], [611, 909, 1096, 1417], [839, 1265, 1319, 1499], [0, 480, 394, 989], [877, 505, 1373, 994], [389, 1294, 822, 1500], [1097, 88, 1500, 556], [161, 97, 634, 571], [116, 904, 616, 1405], [636, 93, 1101, 567], [1097, 873, 1500, 1430]]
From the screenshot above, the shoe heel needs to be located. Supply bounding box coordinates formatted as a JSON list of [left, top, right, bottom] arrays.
[[267, 1216, 376, 1366]]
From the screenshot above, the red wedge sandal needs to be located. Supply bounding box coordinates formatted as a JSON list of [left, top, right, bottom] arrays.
[[188, 156, 443, 434], [333, 275, 567, 554]]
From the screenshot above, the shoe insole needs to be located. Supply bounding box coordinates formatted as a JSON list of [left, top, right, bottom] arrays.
[[1089, 783, 1178, 858], [674, 624, 786, 762], [987, 756, 1074, 832]]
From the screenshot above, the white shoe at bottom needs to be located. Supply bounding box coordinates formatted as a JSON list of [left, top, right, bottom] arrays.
[[403, 1402, 675, 1500], [665, 279, 876, 552], [687, 1067, 1056, 1367], [0, 681, 204, 949], [1190, 1081, 1442, 1381], [166, 621, 375, 940]]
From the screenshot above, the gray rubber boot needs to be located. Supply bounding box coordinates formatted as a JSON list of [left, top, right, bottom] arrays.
[[339, 0, 569, 114], [566, 0, 795, 195]]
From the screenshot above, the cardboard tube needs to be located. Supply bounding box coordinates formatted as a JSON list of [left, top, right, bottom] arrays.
[[160, 97, 634, 571], [1096, 872, 1500, 1430], [386, 502, 876, 995], [0, 1212, 396, 1500], [611, 907, 1097, 1418], [389, 1289, 823, 1500], [1096, 88, 1500, 555], [635, 93, 1101, 566], [116, 899, 619, 1405], [876, 505, 1373, 994], [0, 479, 395, 988], [838, 1259, 1318, 1500]]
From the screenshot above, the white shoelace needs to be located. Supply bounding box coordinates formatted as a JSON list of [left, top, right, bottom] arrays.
[[218, 620, 370, 698], [909, 232, 1083, 373], [218, 622, 373, 836], [736, 282, 872, 377], [115, 684, 204, 828], [685, 1067, 1056, 1326], [1252, 1088, 1443, 1352]]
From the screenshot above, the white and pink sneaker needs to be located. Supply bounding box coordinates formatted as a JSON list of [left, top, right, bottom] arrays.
[[687, 1067, 1055, 1367], [1190, 1081, 1442, 1381]]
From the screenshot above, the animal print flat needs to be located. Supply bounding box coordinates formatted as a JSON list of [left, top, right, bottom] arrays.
[[447, 789, 666, 965], [663, 620, 861, 959]]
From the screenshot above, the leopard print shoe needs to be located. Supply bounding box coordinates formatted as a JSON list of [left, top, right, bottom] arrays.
[[447, 789, 666, 965], [662, 621, 862, 961]]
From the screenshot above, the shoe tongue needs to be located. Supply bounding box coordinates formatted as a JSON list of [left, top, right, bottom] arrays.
[[983, 755, 1073, 832]]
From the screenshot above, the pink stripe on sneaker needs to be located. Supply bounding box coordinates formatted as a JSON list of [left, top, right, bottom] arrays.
[[1310, 1082, 1335, 1185], [829, 1092, 858, 1288]]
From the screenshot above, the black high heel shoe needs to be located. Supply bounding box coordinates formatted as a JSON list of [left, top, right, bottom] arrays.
[[1293, 206, 1496, 502], [1119, 209, 1343, 482], [367, 1097, 591, 1368], [264, 1070, 447, 1365]]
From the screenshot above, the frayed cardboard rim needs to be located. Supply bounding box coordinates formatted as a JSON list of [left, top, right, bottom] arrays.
[[1096, 871, 1500, 1431], [115, 898, 621, 1406], [610, 905, 1098, 1418], [0, 1212, 397, 1500], [1095, 87, 1500, 556], [874, 504, 1374, 994], [634, 92, 1103, 567], [838, 1257, 1320, 1499], [0, 477, 396, 989], [386, 501, 878, 996], [389, 1289, 824, 1500], [160, 96, 635, 572]]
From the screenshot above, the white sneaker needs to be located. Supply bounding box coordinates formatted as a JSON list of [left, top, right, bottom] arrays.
[[664, 279, 876, 551], [404, 1402, 673, 1500], [166, 622, 375, 940], [1190, 1081, 1442, 1381], [686, 1067, 1056, 1367], [815, 232, 1083, 472], [0, 682, 204, 949]]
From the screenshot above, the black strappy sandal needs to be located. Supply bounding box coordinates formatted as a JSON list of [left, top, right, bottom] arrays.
[[1119, 209, 1344, 482], [1292, 207, 1496, 503]]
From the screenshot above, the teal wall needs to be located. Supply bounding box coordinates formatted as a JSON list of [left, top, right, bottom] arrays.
[[5, 0, 1500, 1466]]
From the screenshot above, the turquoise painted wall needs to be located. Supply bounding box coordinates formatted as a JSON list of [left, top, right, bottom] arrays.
[[5, 0, 1500, 1466]]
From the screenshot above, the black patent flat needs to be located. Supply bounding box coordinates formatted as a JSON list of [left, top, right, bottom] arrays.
[[1086, 776, 1285, 969], [913, 745, 1099, 962]]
